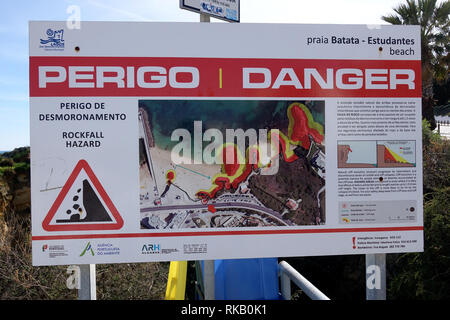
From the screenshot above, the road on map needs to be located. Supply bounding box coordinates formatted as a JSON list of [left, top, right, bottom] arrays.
[[140, 202, 292, 226]]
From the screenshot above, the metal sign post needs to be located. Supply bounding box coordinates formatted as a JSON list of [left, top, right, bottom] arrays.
[[365, 254, 386, 300], [200, 13, 210, 22], [199, 12, 214, 300], [78, 264, 96, 300], [203, 260, 215, 300]]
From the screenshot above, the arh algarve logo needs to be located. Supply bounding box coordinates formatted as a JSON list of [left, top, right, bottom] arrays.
[[40, 28, 65, 50], [141, 244, 161, 254]]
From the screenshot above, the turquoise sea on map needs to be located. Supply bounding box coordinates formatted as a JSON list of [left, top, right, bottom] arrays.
[[138, 100, 325, 151]]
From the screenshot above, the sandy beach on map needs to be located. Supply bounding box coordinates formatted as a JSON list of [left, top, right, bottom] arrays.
[[149, 147, 222, 199]]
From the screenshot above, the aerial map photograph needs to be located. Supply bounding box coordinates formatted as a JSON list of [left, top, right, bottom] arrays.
[[138, 100, 326, 230]]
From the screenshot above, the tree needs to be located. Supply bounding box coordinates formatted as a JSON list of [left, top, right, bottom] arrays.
[[382, 0, 450, 129]]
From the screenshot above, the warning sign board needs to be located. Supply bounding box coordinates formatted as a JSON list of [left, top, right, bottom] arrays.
[[30, 21, 423, 266], [42, 160, 123, 231]]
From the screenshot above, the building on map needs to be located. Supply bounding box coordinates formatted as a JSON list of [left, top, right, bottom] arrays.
[[286, 198, 299, 210], [239, 183, 249, 194]]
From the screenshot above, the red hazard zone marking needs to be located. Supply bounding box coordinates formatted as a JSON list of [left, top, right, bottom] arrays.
[[42, 159, 124, 231]]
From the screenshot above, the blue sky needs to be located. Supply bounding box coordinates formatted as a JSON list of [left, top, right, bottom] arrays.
[[0, 0, 404, 151]]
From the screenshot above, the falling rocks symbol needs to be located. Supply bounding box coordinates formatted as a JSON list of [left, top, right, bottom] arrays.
[[56, 179, 112, 223], [42, 159, 123, 231]]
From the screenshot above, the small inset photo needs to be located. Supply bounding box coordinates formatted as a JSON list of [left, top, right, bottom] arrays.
[[337, 141, 377, 168], [377, 140, 416, 167]]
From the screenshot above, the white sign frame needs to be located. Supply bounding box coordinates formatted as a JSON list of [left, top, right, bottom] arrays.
[[30, 21, 423, 266]]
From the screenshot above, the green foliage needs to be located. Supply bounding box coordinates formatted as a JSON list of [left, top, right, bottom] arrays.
[[2, 147, 30, 164], [12, 162, 30, 174], [0, 162, 29, 177], [422, 119, 450, 193], [0, 166, 15, 178], [388, 187, 450, 299], [387, 121, 450, 299], [0, 157, 14, 167], [422, 119, 442, 144], [0, 147, 30, 177]]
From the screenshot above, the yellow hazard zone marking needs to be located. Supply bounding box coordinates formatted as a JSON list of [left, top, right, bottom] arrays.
[[385, 146, 409, 163]]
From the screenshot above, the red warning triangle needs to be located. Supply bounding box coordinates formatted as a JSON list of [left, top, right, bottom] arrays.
[[42, 159, 124, 231]]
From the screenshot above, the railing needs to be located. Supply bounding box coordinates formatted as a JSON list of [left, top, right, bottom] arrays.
[[436, 119, 450, 139], [278, 260, 330, 300]]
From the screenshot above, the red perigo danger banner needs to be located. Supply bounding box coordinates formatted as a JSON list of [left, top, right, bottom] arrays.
[[29, 56, 421, 98]]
